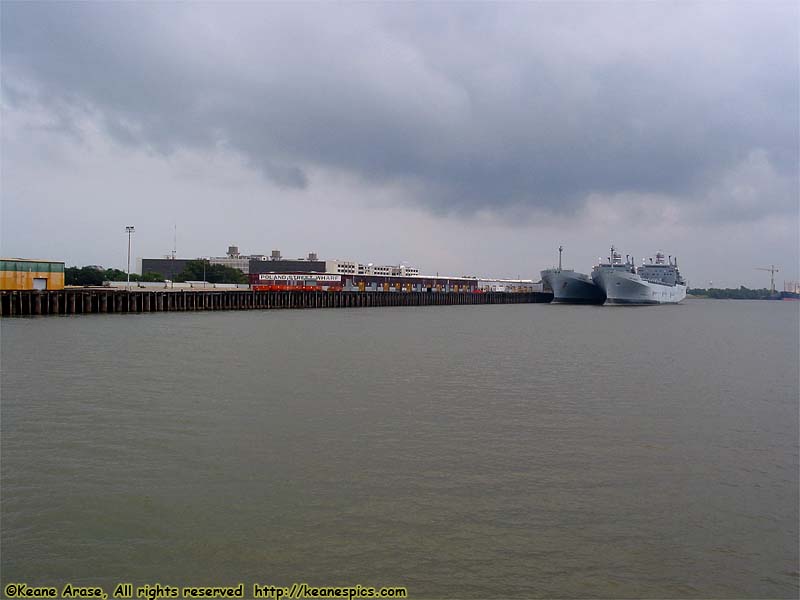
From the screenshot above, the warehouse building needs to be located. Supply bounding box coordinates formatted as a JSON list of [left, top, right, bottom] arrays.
[[250, 272, 482, 293], [250, 271, 542, 294], [139, 257, 193, 280], [477, 279, 541, 293], [0, 258, 65, 290]]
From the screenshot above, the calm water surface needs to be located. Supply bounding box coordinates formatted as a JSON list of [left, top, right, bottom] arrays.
[[2, 300, 798, 598]]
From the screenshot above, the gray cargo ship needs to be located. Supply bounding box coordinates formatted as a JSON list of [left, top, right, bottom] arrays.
[[541, 246, 606, 305], [592, 246, 686, 305]]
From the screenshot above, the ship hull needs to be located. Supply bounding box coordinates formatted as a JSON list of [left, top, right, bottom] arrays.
[[540, 269, 555, 293], [592, 268, 686, 305], [542, 270, 606, 305]]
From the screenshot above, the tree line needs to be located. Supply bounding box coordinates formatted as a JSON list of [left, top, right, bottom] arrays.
[[688, 286, 776, 300], [65, 261, 247, 286]]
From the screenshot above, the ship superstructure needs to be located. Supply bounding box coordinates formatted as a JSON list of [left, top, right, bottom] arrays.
[[592, 246, 686, 305]]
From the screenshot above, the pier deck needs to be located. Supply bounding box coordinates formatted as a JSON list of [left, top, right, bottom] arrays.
[[0, 288, 552, 316]]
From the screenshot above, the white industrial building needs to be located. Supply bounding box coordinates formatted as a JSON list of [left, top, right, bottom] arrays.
[[325, 259, 358, 275], [325, 259, 419, 277]]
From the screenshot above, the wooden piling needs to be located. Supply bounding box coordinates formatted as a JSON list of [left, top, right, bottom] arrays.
[[0, 288, 553, 317]]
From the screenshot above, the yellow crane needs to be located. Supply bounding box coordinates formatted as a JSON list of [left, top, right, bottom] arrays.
[[756, 265, 779, 294]]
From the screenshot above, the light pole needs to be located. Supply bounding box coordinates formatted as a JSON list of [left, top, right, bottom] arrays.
[[126, 226, 135, 289]]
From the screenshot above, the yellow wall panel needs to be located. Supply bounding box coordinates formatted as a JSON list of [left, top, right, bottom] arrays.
[[0, 270, 65, 291]]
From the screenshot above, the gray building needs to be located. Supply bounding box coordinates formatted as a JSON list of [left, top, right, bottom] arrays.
[[141, 258, 192, 280]]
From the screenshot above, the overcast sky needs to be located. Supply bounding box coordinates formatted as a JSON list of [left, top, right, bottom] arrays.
[[2, 2, 798, 287]]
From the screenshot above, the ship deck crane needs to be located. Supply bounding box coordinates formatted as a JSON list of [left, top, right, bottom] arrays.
[[756, 265, 780, 294]]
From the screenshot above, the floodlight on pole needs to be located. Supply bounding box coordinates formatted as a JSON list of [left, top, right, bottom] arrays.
[[126, 226, 135, 289]]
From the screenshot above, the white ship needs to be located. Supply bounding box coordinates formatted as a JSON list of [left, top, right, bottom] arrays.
[[592, 247, 686, 305]]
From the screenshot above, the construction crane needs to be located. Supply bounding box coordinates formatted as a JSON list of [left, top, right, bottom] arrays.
[[756, 265, 779, 294]]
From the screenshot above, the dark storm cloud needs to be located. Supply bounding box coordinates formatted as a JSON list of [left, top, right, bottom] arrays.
[[2, 2, 797, 217]]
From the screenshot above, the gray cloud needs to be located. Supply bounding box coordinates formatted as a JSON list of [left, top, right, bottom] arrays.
[[2, 1, 798, 219]]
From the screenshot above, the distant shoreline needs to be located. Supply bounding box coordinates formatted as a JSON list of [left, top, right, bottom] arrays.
[[688, 290, 798, 300]]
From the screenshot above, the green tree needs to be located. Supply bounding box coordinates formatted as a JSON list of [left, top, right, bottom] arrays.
[[102, 268, 130, 282], [688, 287, 774, 299], [175, 260, 247, 284], [65, 266, 105, 286], [65, 265, 165, 286], [140, 271, 165, 282]]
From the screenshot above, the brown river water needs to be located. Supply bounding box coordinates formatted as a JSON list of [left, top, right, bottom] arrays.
[[2, 300, 798, 598]]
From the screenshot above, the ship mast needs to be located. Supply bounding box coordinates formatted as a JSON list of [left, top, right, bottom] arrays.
[[558, 245, 563, 271]]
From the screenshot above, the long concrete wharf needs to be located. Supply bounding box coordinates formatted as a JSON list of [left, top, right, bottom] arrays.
[[1, 288, 553, 316]]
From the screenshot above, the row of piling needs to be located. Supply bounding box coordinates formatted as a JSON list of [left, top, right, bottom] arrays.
[[0, 288, 553, 317]]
